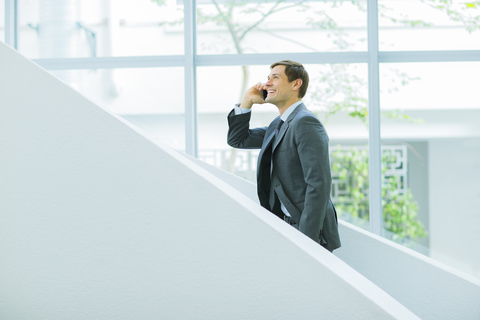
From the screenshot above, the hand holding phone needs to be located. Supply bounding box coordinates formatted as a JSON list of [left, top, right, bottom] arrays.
[[241, 83, 267, 108]]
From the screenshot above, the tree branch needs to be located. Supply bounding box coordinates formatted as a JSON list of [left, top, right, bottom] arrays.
[[212, 0, 243, 53], [238, 1, 305, 41], [256, 28, 318, 51]]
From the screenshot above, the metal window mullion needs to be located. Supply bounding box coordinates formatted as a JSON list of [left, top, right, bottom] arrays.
[[196, 52, 370, 66], [32, 55, 186, 70], [30, 50, 480, 72], [184, 0, 197, 157], [379, 50, 480, 63], [5, 0, 18, 49], [368, 0, 383, 236]]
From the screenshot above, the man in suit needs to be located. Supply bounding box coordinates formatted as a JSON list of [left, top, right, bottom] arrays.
[[227, 60, 341, 252]]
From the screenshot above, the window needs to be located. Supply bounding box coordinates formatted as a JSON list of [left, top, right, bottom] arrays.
[[197, 63, 371, 230], [379, 0, 480, 51], [380, 61, 480, 274], [0, 0, 5, 43], [54, 67, 185, 151], [196, 0, 368, 55], [17, 0, 184, 59]]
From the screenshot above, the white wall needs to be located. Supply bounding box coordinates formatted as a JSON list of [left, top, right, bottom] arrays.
[[187, 146, 480, 320], [0, 42, 418, 319], [336, 223, 480, 320]]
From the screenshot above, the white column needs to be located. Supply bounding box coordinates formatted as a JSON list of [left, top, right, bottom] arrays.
[[5, 0, 18, 48], [184, 0, 198, 157], [367, 0, 383, 235]]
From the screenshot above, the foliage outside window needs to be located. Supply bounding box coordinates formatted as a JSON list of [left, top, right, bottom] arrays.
[[331, 147, 427, 242]]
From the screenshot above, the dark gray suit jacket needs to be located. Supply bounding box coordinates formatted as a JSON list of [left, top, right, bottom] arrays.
[[227, 103, 341, 252]]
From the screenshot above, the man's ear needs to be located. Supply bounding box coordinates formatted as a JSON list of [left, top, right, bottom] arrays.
[[293, 79, 303, 92]]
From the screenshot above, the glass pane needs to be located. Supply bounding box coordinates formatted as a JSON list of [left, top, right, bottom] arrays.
[[196, 0, 368, 55], [0, 0, 4, 43], [51, 67, 185, 151], [380, 61, 480, 279], [379, 0, 480, 51], [18, 0, 184, 59], [197, 63, 370, 230]]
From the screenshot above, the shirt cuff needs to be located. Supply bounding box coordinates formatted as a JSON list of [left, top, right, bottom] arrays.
[[234, 103, 252, 115]]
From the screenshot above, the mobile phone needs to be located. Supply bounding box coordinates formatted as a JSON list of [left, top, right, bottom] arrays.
[[262, 89, 268, 100]]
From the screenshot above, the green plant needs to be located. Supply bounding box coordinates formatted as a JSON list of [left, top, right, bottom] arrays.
[[331, 146, 427, 242]]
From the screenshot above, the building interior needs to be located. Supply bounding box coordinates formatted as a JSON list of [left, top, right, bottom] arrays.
[[1, 0, 480, 318]]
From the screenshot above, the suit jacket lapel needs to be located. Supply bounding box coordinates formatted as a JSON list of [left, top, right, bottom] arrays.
[[257, 119, 279, 177], [272, 103, 306, 152], [258, 130, 276, 161], [256, 126, 278, 207]]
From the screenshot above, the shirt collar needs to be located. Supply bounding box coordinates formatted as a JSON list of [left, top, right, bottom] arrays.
[[281, 100, 302, 122]]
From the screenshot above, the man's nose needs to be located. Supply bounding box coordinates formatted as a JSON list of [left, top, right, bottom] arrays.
[[265, 79, 272, 86]]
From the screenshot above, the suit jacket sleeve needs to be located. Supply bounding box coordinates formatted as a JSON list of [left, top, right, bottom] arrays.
[[227, 109, 267, 149], [294, 115, 332, 240]]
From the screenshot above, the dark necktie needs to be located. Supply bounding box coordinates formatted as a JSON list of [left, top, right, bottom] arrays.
[[268, 119, 284, 211]]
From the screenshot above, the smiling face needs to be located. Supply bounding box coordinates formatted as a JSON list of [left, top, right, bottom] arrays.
[[264, 65, 301, 110]]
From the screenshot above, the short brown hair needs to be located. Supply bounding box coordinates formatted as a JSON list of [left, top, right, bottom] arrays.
[[270, 60, 309, 98]]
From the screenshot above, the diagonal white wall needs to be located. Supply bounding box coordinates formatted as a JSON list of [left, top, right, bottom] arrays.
[[336, 222, 480, 319], [186, 149, 480, 320], [0, 42, 417, 319]]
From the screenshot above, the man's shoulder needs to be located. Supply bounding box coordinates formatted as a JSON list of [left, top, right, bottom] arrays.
[[291, 107, 322, 124], [296, 108, 317, 117], [290, 108, 328, 137]]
